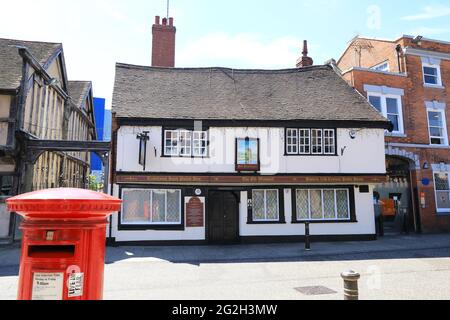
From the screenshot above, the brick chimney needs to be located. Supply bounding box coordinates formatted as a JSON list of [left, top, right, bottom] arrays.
[[152, 16, 176, 67], [296, 40, 313, 68]]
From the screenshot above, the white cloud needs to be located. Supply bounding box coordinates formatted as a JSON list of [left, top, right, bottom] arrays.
[[178, 33, 307, 69], [401, 5, 450, 21]]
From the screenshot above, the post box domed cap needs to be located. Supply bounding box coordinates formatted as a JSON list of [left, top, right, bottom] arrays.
[[6, 188, 122, 220]]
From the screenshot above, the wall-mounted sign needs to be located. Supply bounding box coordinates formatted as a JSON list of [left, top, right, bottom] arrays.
[[236, 138, 260, 172], [137, 132, 150, 171], [186, 197, 204, 228], [421, 178, 430, 186]]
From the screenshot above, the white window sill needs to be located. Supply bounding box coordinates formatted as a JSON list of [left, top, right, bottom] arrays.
[[424, 84, 445, 89], [386, 133, 407, 138]]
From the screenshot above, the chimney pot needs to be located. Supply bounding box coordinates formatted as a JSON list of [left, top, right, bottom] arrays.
[[162, 17, 167, 26], [296, 40, 314, 68], [155, 16, 160, 25]]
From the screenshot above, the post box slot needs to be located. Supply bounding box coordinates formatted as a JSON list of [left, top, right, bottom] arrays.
[[28, 245, 76, 259]]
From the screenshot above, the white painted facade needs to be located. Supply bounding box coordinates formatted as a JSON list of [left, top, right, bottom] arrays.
[[111, 125, 385, 243], [115, 126, 386, 175]]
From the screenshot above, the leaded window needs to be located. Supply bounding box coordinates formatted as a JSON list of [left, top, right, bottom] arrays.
[[121, 189, 182, 225], [252, 189, 280, 221], [295, 188, 351, 221], [434, 173, 450, 212]]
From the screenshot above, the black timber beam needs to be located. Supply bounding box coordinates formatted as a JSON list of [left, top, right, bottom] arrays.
[[25, 139, 111, 152]]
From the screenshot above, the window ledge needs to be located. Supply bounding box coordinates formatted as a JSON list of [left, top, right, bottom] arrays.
[[386, 133, 407, 138], [247, 221, 287, 225], [292, 220, 358, 224], [118, 225, 185, 231], [424, 84, 445, 89]]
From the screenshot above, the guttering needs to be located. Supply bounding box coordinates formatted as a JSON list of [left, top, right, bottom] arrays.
[[340, 66, 408, 77], [403, 47, 450, 61], [17, 47, 69, 100]]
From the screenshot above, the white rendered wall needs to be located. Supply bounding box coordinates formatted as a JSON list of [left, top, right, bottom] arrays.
[[111, 185, 206, 242], [239, 188, 376, 237], [116, 126, 386, 175]]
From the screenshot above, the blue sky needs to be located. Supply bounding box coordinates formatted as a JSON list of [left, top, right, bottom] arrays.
[[1, 0, 449, 108]]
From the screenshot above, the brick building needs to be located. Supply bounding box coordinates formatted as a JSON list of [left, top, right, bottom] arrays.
[[337, 35, 450, 233]]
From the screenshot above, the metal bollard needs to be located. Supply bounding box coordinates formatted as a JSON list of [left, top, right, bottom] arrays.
[[341, 270, 360, 300], [305, 222, 311, 251]]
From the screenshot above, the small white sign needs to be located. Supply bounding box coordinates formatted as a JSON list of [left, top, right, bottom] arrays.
[[32, 273, 64, 300], [68, 273, 84, 298]]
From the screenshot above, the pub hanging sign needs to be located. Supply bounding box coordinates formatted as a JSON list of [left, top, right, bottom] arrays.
[[137, 131, 150, 171], [236, 138, 260, 172]]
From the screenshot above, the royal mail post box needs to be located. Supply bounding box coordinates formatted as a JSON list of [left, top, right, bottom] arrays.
[[6, 188, 122, 300]]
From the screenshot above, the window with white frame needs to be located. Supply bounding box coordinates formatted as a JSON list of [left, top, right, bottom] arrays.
[[299, 129, 311, 154], [164, 129, 208, 157], [367, 93, 404, 134], [252, 189, 280, 221], [286, 129, 299, 154], [434, 172, 450, 212], [324, 129, 336, 155], [427, 109, 448, 145], [311, 129, 323, 154], [286, 128, 334, 155], [295, 188, 351, 221], [193, 131, 208, 157], [371, 61, 389, 72], [121, 189, 182, 225], [423, 63, 442, 86]]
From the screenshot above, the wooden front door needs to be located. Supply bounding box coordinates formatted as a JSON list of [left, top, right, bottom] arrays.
[[208, 191, 240, 244]]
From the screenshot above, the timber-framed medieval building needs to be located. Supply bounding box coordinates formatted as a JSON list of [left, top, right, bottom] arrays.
[[0, 38, 110, 242]]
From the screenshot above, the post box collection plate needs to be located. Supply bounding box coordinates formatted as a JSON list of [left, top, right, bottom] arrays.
[[31, 272, 64, 301]]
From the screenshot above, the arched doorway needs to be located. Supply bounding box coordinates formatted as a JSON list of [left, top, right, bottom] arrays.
[[374, 156, 418, 235]]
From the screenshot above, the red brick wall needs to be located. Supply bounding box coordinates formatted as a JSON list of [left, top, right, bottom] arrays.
[[152, 19, 176, 68], [340, 37, 450, 233]]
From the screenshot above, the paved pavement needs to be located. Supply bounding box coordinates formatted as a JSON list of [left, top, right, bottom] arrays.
[[1, 234, 450, 300]]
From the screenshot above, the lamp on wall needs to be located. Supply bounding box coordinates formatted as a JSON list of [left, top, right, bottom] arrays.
[[423, 161, 430, 170]]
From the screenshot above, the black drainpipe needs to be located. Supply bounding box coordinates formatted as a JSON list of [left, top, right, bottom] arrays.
[[396, 44, 403, 73]]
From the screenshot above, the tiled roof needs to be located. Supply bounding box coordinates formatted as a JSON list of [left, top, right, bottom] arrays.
[[68, 81, 91, 109], [0, 38, 61, 90], [112, 63, 389, 125]]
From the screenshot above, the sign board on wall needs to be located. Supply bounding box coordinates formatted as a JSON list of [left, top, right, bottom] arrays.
[[185, 197, 205, 228], [31, 272, 64, 300]]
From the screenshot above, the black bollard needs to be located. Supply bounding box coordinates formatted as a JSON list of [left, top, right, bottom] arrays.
[[305, 222, 311, 251], [341, 270, 360, 300]]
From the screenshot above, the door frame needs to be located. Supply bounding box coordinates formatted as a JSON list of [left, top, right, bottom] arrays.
[[206, 189, 241, 244]]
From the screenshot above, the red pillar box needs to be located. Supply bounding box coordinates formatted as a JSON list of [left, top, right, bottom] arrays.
[[6, 188, 122, 301]]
